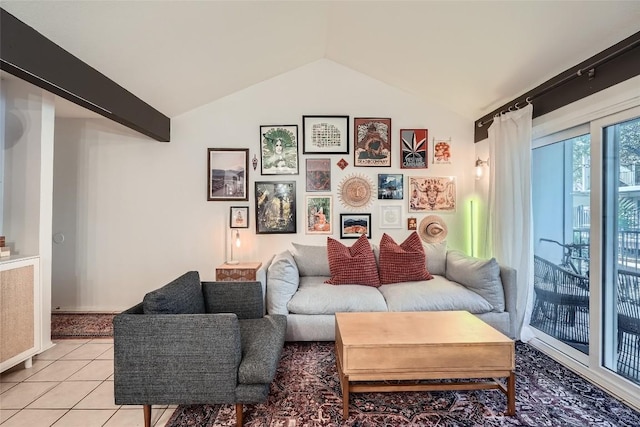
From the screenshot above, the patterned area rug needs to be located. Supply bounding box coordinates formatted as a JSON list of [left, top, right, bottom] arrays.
[[166, 341, 640, 427], [51, 313, 115, 339]]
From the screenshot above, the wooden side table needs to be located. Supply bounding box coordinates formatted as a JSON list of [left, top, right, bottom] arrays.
[[215, 262, 262, 282]]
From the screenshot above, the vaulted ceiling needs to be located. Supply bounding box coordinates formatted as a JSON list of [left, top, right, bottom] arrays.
[[2, 1, 639, 121]]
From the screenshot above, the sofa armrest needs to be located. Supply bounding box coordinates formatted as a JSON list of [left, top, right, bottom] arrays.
[[499, 265, 518, 338], [113, 310, 241, 405], [201, 281, 263, 319], [256, 256, 273, 315], [257, 256, 273, 292]]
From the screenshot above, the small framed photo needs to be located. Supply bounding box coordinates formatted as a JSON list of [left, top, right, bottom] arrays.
[[260, 125, 299, 175], [377, 174, 403, 200], [255, 181, 297, 234], [408, 217, 417, 230], [230, 206, 249, 228], [380, 205, 403, 229], [207, 148, 249, 201], [400, 129, 428, 169], [433, 138, 452, 164], [354, 117, 391, 167], [408, 176, 457, 212], [306, 158, 331, 192], [305, 195, 332, 234], [340, 213, 372, 239], [302, 115, 349, 154]]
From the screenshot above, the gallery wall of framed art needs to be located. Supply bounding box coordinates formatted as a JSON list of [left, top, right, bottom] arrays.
[[210, 115, 462, 241]]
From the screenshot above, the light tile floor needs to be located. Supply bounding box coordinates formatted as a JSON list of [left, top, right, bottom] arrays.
[[0, 339, 176, 427]]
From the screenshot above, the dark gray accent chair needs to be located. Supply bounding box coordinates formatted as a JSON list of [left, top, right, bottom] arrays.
[[113, 271, 287, 427]]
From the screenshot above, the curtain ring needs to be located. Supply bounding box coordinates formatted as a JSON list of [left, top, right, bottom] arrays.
[[526, 97, 532, 104]]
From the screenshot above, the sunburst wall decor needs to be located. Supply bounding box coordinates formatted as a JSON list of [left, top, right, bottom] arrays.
[[337, 174, 375, 210]]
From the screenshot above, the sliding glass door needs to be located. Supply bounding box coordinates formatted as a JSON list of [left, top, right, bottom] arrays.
[[600, 113, 640, 385], [532, 105, 640, 403]]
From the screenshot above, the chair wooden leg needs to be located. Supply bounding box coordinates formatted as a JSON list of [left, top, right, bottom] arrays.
[[143, 404, 151, 427], [235, 403, 243, 426]]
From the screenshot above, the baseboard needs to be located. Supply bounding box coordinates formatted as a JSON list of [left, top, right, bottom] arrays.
[[51, 310, 121, 314]]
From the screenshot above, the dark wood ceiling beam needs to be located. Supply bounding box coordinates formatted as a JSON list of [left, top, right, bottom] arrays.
[[474, 30, 640, 142], [0, 8, 170, 142]]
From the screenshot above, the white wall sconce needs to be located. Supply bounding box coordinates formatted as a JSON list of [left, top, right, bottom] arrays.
[[475, 157, 489, 180], [227, 229, 241, 265]]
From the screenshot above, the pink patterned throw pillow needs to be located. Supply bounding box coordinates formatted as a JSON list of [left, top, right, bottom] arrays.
[[379, 232, 434, 284], [325, 234, 381, 287]]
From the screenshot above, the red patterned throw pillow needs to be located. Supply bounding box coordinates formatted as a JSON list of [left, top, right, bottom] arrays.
[[379, 232, 434, 284], [325, 234, 380, 287]]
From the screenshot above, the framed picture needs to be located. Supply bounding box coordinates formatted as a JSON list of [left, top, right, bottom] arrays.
[[255, 181, 297, 234], [379, 205, 403, 229], [207, 148, 249, 201], [305, 195, 332, 234], [302, 115, 349, 154], [340, 213, 372, 239], [433, 138, 452, 164], [306, 158, 331, 192], [377, 174, 403, 200], [354, 117, 391, 167], [260, 125, 299, 175], [408, 217, 417, 230], [230, 206, 249, 228], [400, 129, 428, 169], [408, 176, 457, 213]]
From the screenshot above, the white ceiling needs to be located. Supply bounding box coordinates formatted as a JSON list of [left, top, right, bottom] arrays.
[[2, 1, 640, 121]]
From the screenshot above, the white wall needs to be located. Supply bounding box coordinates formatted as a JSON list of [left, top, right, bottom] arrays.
[[52, 59, 478, 311], [1, 77, 55, 349], [2, 79, 45, 255], [0, 82, 5, 232]]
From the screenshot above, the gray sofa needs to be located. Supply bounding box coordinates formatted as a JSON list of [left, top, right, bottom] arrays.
[[261, 241, 517, 341], [113, 271, 286, 427]]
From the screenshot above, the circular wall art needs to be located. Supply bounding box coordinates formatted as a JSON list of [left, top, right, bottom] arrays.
[[337, 174, 375, 210]]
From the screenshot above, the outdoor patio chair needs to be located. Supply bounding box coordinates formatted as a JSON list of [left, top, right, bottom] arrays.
[[617, 269, 640, 381], [532, 255, 590, 345]]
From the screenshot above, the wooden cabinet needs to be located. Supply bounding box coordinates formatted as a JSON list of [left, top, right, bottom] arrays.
[[216, 262, 262, 282], [1, 256, 41, 372]]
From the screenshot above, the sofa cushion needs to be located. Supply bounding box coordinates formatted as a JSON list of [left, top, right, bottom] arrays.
[[142, 271, 205, 314], [325, 234, 380, 287], [445, 250, 505, 312], [266, 250, 300, 315], [423, 240, 447, 276], [288, 276, 388, 314], [379, 232, 433, 284], [291, 243, 330, 276], [378, 276, 494, 314]]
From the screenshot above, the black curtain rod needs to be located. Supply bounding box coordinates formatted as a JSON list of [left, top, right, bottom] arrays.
[[476, 35, 640, 129]]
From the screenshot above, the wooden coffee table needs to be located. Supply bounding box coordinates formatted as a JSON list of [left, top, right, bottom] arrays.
[[335, 311, 515, 417]]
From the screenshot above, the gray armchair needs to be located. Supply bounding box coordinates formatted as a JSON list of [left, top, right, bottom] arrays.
[[113, 271, 286, 427]]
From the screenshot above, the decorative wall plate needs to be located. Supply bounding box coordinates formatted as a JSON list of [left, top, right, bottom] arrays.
[[337, 174, 375, 210]]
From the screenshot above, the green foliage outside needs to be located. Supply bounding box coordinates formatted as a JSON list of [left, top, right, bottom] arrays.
[[571, 117, 640, 230]]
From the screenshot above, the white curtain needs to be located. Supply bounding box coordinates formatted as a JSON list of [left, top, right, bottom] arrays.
[[484, 104, 535, 341]]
